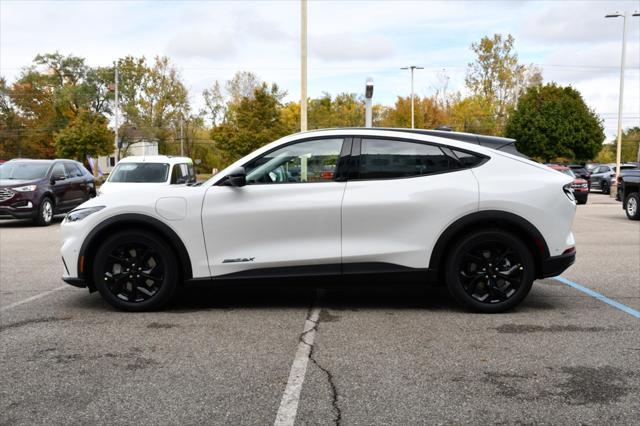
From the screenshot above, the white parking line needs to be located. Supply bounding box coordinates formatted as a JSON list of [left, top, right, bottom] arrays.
[[0, 285, 67, 312], [274, 291, 322, 426]]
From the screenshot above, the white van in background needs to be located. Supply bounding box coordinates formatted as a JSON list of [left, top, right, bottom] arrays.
[[98, 156, 196, 196]]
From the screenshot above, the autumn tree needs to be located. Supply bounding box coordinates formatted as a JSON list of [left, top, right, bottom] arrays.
[[505, 84, 604, 162], [54, 110, 113, 160], [211, 83, 287, 160], [378, 96, 448, 129], [466, 34, 542, 134]]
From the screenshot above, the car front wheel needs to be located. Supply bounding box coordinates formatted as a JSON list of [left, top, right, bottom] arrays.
[[92, 230, 178, 311], [601, 181, 610, 195], [34, 197, 54, 226], [445, 229, 535, 313]]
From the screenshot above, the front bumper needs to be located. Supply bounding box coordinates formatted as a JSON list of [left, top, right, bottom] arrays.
[[62, 277, 86, 288], [541, 250, 576, 278]]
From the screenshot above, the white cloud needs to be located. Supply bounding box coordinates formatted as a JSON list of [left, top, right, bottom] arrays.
[[166, 31, 237, 60], [311, 34, 395, 61]]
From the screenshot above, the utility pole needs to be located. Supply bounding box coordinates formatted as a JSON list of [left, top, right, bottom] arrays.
[[401, 65, 424, 128], [180, 117, 184, 157], [114, 63, 120, 162], [605, 10, 639, 196], [300, 0, 308, 132]]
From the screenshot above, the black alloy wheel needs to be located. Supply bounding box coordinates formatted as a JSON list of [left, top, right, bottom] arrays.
[[446, 229, 535, 313], [93, 230, 178, 311], [602, 181, 610, 195]]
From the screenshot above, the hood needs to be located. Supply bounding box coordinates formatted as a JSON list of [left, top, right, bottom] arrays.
[[0, 178, 41, 188], [99, 181, 167, 195]]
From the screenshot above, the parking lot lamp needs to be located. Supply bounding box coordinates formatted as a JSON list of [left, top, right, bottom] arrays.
[[300, 0, 308, 132], [605, 10, 640, 195], [401, 65, 424, 128]]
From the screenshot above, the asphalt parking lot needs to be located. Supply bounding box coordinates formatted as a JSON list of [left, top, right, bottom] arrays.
[[1, 192, 638, 425]]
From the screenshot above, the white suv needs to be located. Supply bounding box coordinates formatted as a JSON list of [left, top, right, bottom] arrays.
[[61, 128, 577, 312]]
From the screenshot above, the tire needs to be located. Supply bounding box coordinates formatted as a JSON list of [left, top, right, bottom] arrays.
[[576, 196, 588, 205], [92, 230, 179, 311], [445, 229, 535, 313], [34, 197, 54, 226], [602, 181, 610, 195], [625, 193, 640, 220]]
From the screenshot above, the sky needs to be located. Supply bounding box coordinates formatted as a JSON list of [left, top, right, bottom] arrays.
[[1, 0, 639, 140]]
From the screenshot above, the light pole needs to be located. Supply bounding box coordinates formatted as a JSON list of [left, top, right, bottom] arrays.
[[401, 65, 423, 128], [605, 10, 639, 195], [300, 0, 308, 132], [365, 77, 374, 128], [114, 63, 120, 162]]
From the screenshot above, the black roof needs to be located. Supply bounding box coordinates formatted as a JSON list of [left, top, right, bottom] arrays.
[[325, 127, 528, 158]]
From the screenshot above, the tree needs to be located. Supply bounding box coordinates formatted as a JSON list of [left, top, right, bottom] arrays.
[[505, 84, 605, 162], [211, 83, 287, 159], [116, 56, 189, 152], [465, 34, 542, 134], [448, 95, 496, 134], [595, 127, 640, 163], [54, 110, 113, 160], [378, 96, 448, 129]]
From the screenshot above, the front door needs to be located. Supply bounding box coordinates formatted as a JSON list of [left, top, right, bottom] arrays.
[[202, 137, 348, 277], [49, 163, 71, 210]]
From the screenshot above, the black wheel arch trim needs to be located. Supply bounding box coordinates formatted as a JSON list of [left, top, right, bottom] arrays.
[[78, 213, 193, 288], [429, 210, 551, 279]]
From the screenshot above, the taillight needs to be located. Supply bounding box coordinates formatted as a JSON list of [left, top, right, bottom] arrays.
[[617, 176, 623, 184]]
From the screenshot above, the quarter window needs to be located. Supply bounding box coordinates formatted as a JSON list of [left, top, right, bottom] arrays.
[[245, 138, 343, 184], [358, 139, 461, 179]]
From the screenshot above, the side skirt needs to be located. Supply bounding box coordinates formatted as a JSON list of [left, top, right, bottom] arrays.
[[185, 263, 440, 287]]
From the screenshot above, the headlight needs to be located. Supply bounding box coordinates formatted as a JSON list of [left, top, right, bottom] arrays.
[[65, 206, 105, 222], [13, 185, 37, 192], [563, 184, 575, 202]]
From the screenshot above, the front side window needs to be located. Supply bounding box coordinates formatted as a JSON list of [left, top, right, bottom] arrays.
[[108, 163, 169, 183], [171, 163, 191, 184], [51, 163, 66, 179], [64, 163, 83, 178], [358, 139, 461, 179], [245, 138, 343, 184]]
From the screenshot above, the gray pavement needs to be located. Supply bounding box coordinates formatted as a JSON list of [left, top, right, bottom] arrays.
[[1, 192, 638, 425]]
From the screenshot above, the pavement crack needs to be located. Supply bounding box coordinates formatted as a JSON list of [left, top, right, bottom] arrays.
[[308, 346, 342, 426]]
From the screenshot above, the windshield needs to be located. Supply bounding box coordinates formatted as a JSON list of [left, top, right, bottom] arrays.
[[0, 162, 50, 180], [559, 169, 576, 178], [108, 163, 170, 183]]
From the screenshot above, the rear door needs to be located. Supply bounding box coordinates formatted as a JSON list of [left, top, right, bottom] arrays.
[[341, 137, 480, 271], [201, 137, 349, 277], [49, 162, 71, 210], [63, 162, 85, 206]]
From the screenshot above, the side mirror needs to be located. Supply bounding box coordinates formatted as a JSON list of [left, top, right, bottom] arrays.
[[50, 174, 66, 184], [219, 167, 246, 187]]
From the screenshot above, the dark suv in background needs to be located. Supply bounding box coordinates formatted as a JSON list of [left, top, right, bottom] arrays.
[[0, 159, 95, 226]]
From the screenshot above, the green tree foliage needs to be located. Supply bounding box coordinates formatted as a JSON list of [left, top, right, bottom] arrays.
[[378, 96, 448, 129], [595, 127, 640, 163], [466, 34, 542, 134], [505, 84, 605, 162], [54, 110, 113, 160], [116, 56, 189, 152], [211, 83, 287, 160]]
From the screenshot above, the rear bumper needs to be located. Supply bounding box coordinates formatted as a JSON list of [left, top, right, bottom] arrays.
[[541, 250, 576, 278]]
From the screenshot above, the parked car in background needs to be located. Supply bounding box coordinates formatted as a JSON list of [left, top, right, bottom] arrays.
[[548, 165, 589, 204], [0, 159, 95, 226], [98, 156, 196, 196], [567, 164, 591, 189], [616, 169, 640, 220], [589, 163, 637, 194], [61, 128, 577, 313]]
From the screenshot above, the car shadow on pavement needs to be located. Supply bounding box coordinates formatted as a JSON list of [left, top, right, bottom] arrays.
[[0, 216, 64, 227]]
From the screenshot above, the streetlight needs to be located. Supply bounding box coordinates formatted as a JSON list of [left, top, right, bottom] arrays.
[[605, 10, 639, 195], [365, 77, 374, 128], [401, 65, 424, 128], [300, 0, 308, 132]]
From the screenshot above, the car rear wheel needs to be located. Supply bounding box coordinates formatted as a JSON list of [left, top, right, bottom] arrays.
[[445, 229, 535, 313], [92, 230, 178, 311], [625, 193, 640, 220], [34, 197, 54, 226]]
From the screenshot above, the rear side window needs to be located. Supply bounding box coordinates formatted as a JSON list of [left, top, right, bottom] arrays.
[[64, 163, 83, 178], [451, 149, 485, 167], [358, 139, 463, 179], [171, 163, 191, 184]]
